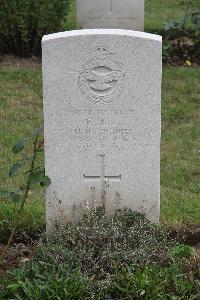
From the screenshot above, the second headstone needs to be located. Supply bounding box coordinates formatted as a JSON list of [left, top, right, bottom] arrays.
[[77, 0, 144, 31]]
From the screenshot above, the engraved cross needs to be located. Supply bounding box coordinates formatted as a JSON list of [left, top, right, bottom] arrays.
[[83, 155, 121, 206]]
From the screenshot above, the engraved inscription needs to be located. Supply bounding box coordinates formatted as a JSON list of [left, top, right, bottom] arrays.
[[48, 108, 154, 154], [48, 107, 154, 154], [78, 46, 125, 104]]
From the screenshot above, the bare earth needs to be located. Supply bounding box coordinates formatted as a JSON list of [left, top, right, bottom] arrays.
[[0, 54, 199, 69], [0, 55, 41, 69]]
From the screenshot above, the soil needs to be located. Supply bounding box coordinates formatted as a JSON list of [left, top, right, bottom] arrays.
[[0, 55, 41, 69], [0, 243, 37, 278], [0, 54, 199, 70], [165, 55, 200, 67], [170, 225, 200, 252]]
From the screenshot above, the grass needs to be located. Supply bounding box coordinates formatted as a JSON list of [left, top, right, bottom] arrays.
[[0, 70, 45, 240], [3, 260, 198, 299], [0, 66, 199, 240], [161, 67, 200, 224], [145, 0, 200, 32], [0, 200, 45, 243]]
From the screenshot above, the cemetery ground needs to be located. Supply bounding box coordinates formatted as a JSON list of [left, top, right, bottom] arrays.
[[0, 0, 200, 298], [0, 66, 199, 298]]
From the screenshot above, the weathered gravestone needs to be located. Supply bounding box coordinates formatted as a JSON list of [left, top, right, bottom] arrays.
[[77, 0, 144, 31], [42, 29, 162, 228]]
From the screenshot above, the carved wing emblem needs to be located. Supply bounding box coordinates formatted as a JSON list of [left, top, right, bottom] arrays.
[[78, 46, 125, 103], [86, 70, 122, 91]]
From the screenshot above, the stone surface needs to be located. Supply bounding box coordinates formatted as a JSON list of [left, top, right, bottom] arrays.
[[77, 0, 144, 31], [42, 29, 162, 228]]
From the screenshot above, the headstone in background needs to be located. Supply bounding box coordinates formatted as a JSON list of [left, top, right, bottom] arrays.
[[42, 29, 162, 229], [77, 0, 144, 31]]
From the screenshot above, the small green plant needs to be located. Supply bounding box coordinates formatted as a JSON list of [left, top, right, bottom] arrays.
[[4, 262, 87, 300], [170, 244, 194, 259], [162, 42, 173, 63], [107, 262, 199, 299], [0, 128, 50, 262]]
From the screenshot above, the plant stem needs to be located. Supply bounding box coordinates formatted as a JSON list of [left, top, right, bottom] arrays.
[[0, 136, 38, 262]]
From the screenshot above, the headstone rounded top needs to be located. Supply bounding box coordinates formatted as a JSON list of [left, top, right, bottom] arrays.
[[42, 29, 162, 43]]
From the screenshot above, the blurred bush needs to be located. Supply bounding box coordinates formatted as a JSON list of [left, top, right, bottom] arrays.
[[163, 1, 200, 65], [0, 0, 71, 57]]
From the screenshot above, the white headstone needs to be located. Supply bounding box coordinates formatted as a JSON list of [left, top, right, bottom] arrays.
[[42, 29, 162, 228], [77, 0, 144, 31]]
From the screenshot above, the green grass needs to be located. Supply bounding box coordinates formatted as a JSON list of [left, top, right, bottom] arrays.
[[145, 0, 185, 32], [0, 66, 199, 239], [0, 200, 45, 243], [0, 70, 45, 240], [146, 0, 200, 32], [161, 67, 200, 224], [3, 257, 198, 299]]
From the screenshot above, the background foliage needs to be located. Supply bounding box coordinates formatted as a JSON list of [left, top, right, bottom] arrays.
[[163, 0, 200, 64], [0, 0, 71, 56]]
